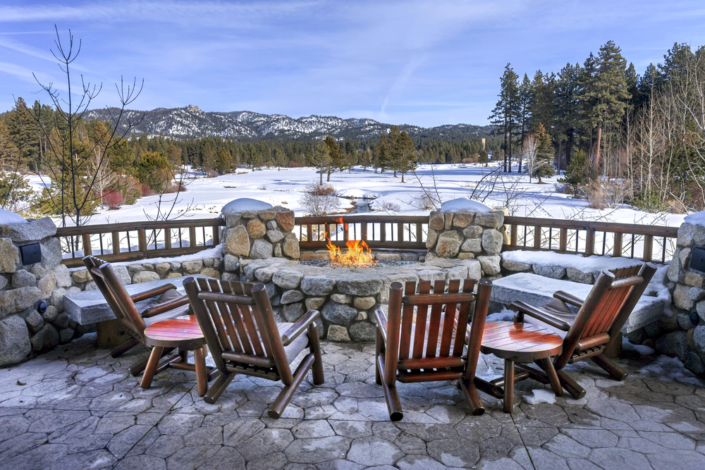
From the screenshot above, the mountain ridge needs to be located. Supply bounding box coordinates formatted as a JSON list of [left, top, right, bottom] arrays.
[[84, 105, 492, 141]]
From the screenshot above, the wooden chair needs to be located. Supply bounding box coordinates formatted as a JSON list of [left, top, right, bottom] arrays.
[[184, 277, 325, 417], [374, 278, 493, 421], [510, 263, 656, 399], [83, 255, 193, 376]]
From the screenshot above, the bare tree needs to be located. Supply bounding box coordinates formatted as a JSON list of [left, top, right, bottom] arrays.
[[28, 25, 144, 226]]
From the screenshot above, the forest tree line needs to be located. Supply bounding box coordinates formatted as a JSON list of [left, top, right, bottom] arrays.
[[492, 40, 705, 212]]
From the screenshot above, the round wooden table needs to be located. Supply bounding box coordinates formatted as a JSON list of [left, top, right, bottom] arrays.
[[142, 317, 209, 396], [476, 321, 563, 413]]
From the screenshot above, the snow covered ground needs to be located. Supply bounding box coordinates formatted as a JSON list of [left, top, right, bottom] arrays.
[[26, 162, 687, 227]]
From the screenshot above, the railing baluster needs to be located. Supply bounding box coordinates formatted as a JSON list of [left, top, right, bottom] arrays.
[[585, 229, 595, 256], [559, 228, 567, 252], [613, 232, 623, 257], [643, 234, 653, 262], [112, 231, 120, 255], [82, 233, 92, 257], [510, 224, 517, 247], [533, 225, 541, 249]]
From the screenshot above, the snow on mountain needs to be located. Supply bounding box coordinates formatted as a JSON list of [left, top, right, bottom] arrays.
[[84, 106, 491, 141]]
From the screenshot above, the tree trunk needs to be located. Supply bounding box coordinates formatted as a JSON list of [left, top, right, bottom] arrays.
[[594, 123, 603, 169], [327, 169, 331, 182], [319, 169, 323, 185]]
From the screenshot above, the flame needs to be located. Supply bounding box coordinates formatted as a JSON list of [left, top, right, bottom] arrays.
[[327, 218, 376, 268]]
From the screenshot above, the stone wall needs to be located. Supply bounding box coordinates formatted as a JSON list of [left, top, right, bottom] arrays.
[[502, 258, 600, 285], [425, 210, 506, 278], [0, 213, 225, 367], [647, 217, 705, 375], [0, 218, 75, 366], [221, 207, 300, 282]]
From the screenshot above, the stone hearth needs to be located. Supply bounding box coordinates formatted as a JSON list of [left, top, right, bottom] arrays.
[[240, 256, 481, 341]]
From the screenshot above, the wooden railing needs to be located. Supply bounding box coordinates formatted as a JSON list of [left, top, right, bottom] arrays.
[[294, 215, 428, 251], [56, 218, 225, 268], [54, 214, 679, 268], [503, 216, 678, 263]]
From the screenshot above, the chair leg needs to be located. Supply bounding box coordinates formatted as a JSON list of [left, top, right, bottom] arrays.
[[111, 337, 139, 358], [375, 330, 383, 386], [538, 358, 563, 397], [269, 354, 316, 419], [204, 371, 235, 404], [557, 370, 586, 399], [194, 347, 208, 397], [376, 354, 402, 421], [141, 346, 164, 389], [129, 347, 172, 376], [503, 358, 514, 413], [308, 324, 325, 385], [591, 355, 628, 381], [459, 378, 484, 416]]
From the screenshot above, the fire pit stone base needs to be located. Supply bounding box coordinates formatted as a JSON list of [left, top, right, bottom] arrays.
[[238, 256, 481, 341]]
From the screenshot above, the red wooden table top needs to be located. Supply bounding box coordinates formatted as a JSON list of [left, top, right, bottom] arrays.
[[144, 317, 204, 345], [481, 321, 563, 361]]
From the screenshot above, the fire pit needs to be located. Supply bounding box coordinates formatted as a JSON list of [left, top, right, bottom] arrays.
[[240, 255, 482, 342]]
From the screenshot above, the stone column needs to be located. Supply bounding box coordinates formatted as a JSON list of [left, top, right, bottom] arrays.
[[0, 217, 74, 366], [663, 214, 705, 374], [425, 210, 505, 278], [221, 207, 300, 282]]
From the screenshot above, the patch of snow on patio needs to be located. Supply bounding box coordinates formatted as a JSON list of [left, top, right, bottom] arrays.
[[501, 250, 648, 271], [524, 389, 557, 405], [486, 308, 515, 322], [622, 337, 656, 356]]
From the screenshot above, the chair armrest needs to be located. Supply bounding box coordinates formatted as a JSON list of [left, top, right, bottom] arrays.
[[130, 284, 177, 303], [141, 295, 190, 318], [373, 308, 388, 346], [510, 300, 571, 331], [281, 310, 321, 346], [553, 291, 584, 308]]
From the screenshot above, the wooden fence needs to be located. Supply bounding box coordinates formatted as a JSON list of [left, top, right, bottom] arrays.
[[54, 214, 679, 267], [56, 218, 225, 268], [503, 216, 678, 263]]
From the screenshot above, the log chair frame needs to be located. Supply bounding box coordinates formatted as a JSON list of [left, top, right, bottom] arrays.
[[510, 263, 656, 399], [374, 278, 492, 421], [83, 255, 193, 376], [184, 277, 325, 418]]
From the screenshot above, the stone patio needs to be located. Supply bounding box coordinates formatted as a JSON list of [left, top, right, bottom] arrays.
[[1, 335, 704, 470]]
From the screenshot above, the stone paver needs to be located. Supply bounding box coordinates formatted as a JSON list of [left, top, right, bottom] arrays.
[[0, 334, 704, 469]]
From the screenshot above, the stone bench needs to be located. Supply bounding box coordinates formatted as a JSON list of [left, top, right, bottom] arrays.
[[65, 274, 210, 325], [489, 273, 664, 333]]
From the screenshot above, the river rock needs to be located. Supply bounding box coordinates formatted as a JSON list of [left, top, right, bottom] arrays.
[[353, 297, 376, 310], [435, 231, 463, 258], [276, 211, 295, 232], [503, 260, 532, 272], [452, 212, 474, 228], [37, 273, 56, 299], [533, 264, 566, 279], [337, 277, 383, 296], [25, 309, 44, 333], [349, 322, 376, 341], [655, 331, 689, 361], [0, 286, 41, 316], [283, 302, 304, 322], [40, 237, 62, 269], [0, 316, 30, 366], [200, 267, 220, 279], [567, 267, 594, 284], [225, 226, 250, 257], [249, 239, 273, 259], [426, 229, 438, 249], [331, 293, 351, 304], [463, 225, 483, 238], [273, 270, 303, 289], [475, 211, 504, 229], [301, 276, 337, 296], [281, 290, 305, 305], [30, 323, 59, 352], [12, 269, 37, 288], [305, 297, 326, 311], [0, 238, 18, 273], [70, 269, 91, 284], [182, 260, 203, 274], [478, 255, 501, 276], [460, 238, 482, 253], [326, 325, 351, 341], [247, 219, 267, 239], [133, 271, 160, 284], [282, 234, 300, 259], [481, 229, 503, 255], [322, 302, 358, 326], [266, 230, 285, 243], [429, 212, 444, 230], [156, 262, 171, 275]]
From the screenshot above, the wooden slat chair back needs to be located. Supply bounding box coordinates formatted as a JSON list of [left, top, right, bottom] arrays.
[[375, 278, 493, 420], [184, 277, 325, 417], [82, 255, 192, 375], [512, 263, 656, 399]]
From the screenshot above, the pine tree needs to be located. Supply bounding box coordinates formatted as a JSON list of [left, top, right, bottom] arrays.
[[310, 141, 331, 185], [581, 41, 630, 169], [5, 97, 39, 170], [554, 63, 582, 170], [489, 64, 520, 172], [533, 123, 555, 182], [216, 147, 231, 174], [517, 74, 533, 172], [323, 135, 342, 181]]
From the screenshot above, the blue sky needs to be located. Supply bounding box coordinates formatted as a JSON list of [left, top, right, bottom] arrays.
[[1, 1, 704, 127]]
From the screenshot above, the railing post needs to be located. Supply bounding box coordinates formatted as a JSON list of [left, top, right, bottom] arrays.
[[533, 225, 541, 249], [643, 235, 653, 262], [138, 228, 147, 254], [585, 228, 595, 256], [559, 228, 567, 252], [112, 231, 120, 255], [82, 233, 92, 257], [613, 232, 623, 258]]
